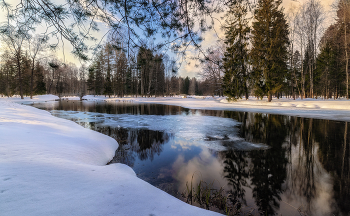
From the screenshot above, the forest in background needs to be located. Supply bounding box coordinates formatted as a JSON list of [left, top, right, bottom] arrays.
[[0, 0, 349, 101]]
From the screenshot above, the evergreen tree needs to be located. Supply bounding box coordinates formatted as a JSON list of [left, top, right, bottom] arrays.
[[21, 54, 32, 96], [116, 52, 128, 97], [137, 47, 154, 96], [316, 24, 345, 99], [125, 67, 132, 96], [154, 55, 165, 97], [94, 51, 104, 95], [183, 76, 190, 95], [103, 44, 113, 97], [34, 62, 46, 95], [1, 52, 18, 97], [250, 0, 290, 102], [104, 70, 113, 97], [87, 66, 96, 96], [222, 2, 251, 101]]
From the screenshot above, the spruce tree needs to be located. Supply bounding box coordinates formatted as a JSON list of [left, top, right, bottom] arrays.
[[94, 51, 104, 95], [183, 76, 190, 95], [222, 2, 251, 101], [125, 67, 132, 96], [104, 70, 113, 97], [250, 0, 289, 102], [87, 66, 96, 96], [34, 62, 46, 95], [116, 52, 128, 97], [103, 44, 113, 97]]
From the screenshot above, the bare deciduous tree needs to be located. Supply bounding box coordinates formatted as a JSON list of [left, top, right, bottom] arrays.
[[200, 47, 224, 96]]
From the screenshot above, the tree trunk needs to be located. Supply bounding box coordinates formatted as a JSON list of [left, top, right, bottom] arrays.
[[148, 68, 153, 96], [345, 9, 349, 99], [16, 51, 23, 99], [291, 44, 296, 100], [268, 91, 272, 102], [309, 59, 313, 98], [141, 68, 144, 96], [30, 59, 35, 99], [301, 37, 305, 99]]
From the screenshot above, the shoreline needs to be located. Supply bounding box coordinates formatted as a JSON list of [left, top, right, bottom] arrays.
[[0, 97, 221, 216], [69, 95, 350, 122]]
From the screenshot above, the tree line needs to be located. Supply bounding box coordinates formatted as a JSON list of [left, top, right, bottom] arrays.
[[0, 32, 222, 98], [1, 0, 348, 101], [220, 0, 350, 102], [85, 41, 225, 97], [0, 50, 87, 98]]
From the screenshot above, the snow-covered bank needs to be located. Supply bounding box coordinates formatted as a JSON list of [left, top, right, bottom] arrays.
[[80, 95, 350, 122], [0, 100, 221, 216]]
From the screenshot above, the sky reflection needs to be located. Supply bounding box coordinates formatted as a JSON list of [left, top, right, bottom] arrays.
[[31, 101, 350, 216]]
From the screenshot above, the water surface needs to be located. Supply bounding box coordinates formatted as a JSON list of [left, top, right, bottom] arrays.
[[31, 100, 350, 216]]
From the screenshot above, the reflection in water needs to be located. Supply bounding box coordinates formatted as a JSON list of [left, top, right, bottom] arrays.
[[32, 101, 350, 216], [246, 114, 288, 215], [222, 150, 249, 207], [44, 100, 188, 115], [78, 123, 172, 167]]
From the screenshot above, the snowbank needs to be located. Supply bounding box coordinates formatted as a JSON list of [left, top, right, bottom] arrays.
[[0, 94, 59, 102], [0, 100, 221, 216]]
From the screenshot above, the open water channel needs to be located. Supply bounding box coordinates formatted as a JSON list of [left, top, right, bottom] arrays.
[[30, 100, 350, 216]]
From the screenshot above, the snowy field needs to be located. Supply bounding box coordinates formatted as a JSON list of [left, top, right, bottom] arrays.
[[2, 94, 350, 215], [0, 95, 221, 216]]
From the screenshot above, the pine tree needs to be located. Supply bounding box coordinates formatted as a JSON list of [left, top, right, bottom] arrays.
[[137, 47, 153, 96], [222, 2, 251, 101], [125, 67, 132, 96], [87, 66, 96, 96], [103, 44, 113, 97], [94, 51, 104, 95], [116, 52, 128, 97], [337, 0, 350, 98], [250, 0, 290, 102], [183, 76, 190, 95], [21, 53, 32, 96], [34, 62, 46, 95], [104, 70, 113, 97]]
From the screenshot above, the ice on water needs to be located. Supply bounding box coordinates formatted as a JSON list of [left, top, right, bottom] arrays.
[[51, 110, 269, 151]]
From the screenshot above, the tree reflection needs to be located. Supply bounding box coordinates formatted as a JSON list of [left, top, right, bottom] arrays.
[[222, 150, 249, 207], [246, 114, 288, 215], [53, 100, 190, 115], [37, 101, 350, 215], [222, 112, 350, 216], [314, 119, 350, 215], [95, 125, 172, 166], [291, 118, 318, 213], [132, 129, 170, 161]]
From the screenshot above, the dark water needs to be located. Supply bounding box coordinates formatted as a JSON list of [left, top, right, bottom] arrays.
[[31, 100, 350, 216]]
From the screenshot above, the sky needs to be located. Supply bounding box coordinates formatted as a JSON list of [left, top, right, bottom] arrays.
[[0, 0, 336, 78]]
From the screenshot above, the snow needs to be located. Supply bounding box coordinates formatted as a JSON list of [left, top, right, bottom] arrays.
[[0, 97, 221, 216]]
